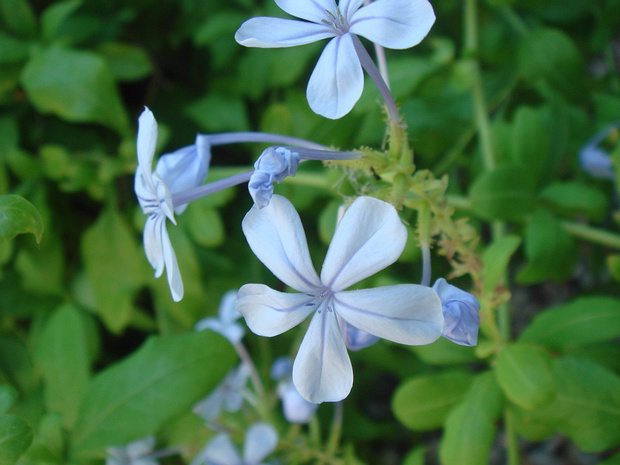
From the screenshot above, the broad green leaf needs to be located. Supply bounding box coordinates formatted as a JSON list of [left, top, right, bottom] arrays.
[[71, 331, 236, 457], [516, 209, 578, 284], [0, 32, 29, 64], [609, 255, 620, 282], [36, 304, 91, 429], [517, 28, 585, 99], [469, 164, 536, 221], [185, 94, 250, 132], [21, 46, 130, 135], [410, 337, 478, 365], [543, 357, 620, 452], [0, 195, 43, 244], [0, 0, 36, 37], [81, 208, 145, 333], [402, 446, 425, 465], [41, 0, 82, 41], [0, 386, 17, 414], [19, 413, 64, 464], [495, 343, 555, 410], [439, 372, 503, 465], [96, 42, 153, 81], [540, 181, 609, 222], [185, 204, 225, 248], [600, 452, 620, 465], [482, 235, 521, 293], [509, 106, 551, 187], [392, 371, 474, 431], [0, 414, 33, 465], [15, 229, 64, 296], [519, 296, 620, 351]]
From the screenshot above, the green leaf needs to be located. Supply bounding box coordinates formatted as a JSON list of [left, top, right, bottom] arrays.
[[410, 337, 478, 365], [519, 296, 620, 352], [71, 331, 236, 457], [495, 343, 555, 410], [543, 357, 620, 452], [540, 181, 609, 222], [96, 42, 153, 81], [15, 229, 65, 296], [600, 451, 620, 465], [482, 235, 521, 293], [402, 446, 425, 465], [185, 203, 225, 248], [392, 371, 474, 431], [185, 94, 250, 132], [509, 106, 551, 186], [439, 372, 503, 465], [516, 209, 578, 284], [0, 195, 43, 244], [0, 32, 29, 64], [81, 208, 145, 333], [41, 0, 82, 41], [0, 386, 17, 414], [0, 0, 36, 37], [21, 46, 130, 135], [469, 164, 536, 221], [0, 414, 33, 465], [609, 255, 620, 282], [517, 28, 585, 99], [36, 304, 91, 429]]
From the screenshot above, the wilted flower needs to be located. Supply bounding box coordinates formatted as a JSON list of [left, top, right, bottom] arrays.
[[190, 423, 278, 465], [236, 195, 443, 403], [235, 0, 435, 119], [432, 278, 480, 347], [248, 147, 300, 208]]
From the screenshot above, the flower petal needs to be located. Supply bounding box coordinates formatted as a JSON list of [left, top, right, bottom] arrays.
[[334, 284, 443, 345], [278, 381, 318, 424], [143, 214, 165, 277], [320, 196, 406, 291], [338, 0, 365, 21], [338, 317, 379, 351], [276, 0, 337, 23], [307, 34, 363, 119], [292, 310, 353, 403], [137, 107, 158, 192], [243, 423, 278, 465], [235, 17, 333, 48], [242, 194, 321, 293], [433, 278, 480, 346], [236, 284, 315, 337], [160, 219, 183, 302], [350, 0, 435, 49], [197, 434, 241, 465]]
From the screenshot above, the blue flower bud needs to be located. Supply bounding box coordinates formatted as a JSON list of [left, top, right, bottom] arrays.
[[248, 147, 300, 208], [432, 278, 480, 347]]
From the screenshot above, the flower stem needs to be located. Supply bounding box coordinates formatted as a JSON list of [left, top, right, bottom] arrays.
[[205, 132, 327, 150], [351, 34, 400, 124], [171, 169, 253, 208], [234, 341, 264, 398], [325, 401, 343, 458]]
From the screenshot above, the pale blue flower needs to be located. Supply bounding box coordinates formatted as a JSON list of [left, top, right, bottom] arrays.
[[193, 364, 250, 422], [135, 107, 211, 301], [579, 124, 618, 181], [191, 423, 278, 465], [106, 436, 159, 465], [432, 278, 480, 347], [195, 290, 245, 344], [236, 195, 444, 403], [235, 0, 435, 119], [248, 147, 300, 208], [271, 357, 318, 422]]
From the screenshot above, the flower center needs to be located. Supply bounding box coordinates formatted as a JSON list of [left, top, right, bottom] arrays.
[[307, 288, 335, 314], [321, 7, 348, 34]]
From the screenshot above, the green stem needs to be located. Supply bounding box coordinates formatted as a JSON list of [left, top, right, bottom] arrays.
[[505, 409, 521, 465], [325, 402, 343, 458], [562, 221, 620, 250]]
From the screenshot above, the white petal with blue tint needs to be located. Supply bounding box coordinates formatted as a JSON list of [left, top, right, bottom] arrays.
[[321, 196, 407, 291], [243, 423, 278, 465], [196, 434, 241, 465], [235, 17, 334, 48], [236, 284, 316, 337], [306, 34, 364, 119], [350, 0, 435, 49], [275, 0, 337, 23], [137, 108, 158, 191], [242, 195, 322, 293], [160, 220, 183, 302], [292, 310, 353, 403], [334, 284, 443, 345], [433, 278, 480, 346], [339, 0, 365, 22]]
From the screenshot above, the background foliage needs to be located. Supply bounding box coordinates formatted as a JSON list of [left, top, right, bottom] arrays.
[[1, 0, 620, 464]]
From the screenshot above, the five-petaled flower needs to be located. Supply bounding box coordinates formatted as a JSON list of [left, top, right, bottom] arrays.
[[236, 195, 443, 403], [134, 107, 210, 301], [235, 0, 436, 119]]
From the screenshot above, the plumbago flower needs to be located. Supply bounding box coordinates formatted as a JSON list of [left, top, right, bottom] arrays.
[[135, 108, 210, 301], [193, 364, 250, 422], [236, 195, 444, 403], [235, 0, 436, 119], [195, 290, 244, 344], [271, 357, 318, 424], [432, 278, 480, 347], [190, 423, 278, 465], [106, 436, 159, 465]]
